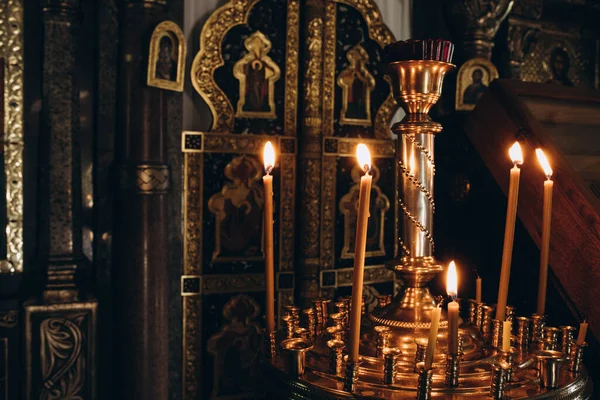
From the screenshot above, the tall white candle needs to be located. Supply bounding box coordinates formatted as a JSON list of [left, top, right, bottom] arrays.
[[476, 276, 482, 304], [425, 306, 441, 370], [263, 142, 276, 333], [502, 320, 512, 352], [447, 261, 459, 356], [348, 144, 373, 363], [535, 149, 553, 316], [576, 320, 588, 345], [496, 142, 523, 321]]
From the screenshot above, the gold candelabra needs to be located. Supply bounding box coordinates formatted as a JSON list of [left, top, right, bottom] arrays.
[[260, 40, 592, 399]]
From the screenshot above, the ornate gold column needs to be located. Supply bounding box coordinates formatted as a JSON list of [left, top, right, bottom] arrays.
[[24, 0, 97, 398], [296, 2, 325, 306]]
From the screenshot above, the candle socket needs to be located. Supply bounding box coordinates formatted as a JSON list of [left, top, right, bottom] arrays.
[[468, 299, 478, 325], [568, 342, 587, 375], [533, 350, 567, 389], [294, 327, 310, 341], [505, 305, 516, 322], [282, 315, 298, 339], [444, 353, 461, 387], [492, 319, 503, 349], [302, 308, 316, 338], [498, 348, 515, 382], [311, 299, 324, 327], [481, 305, 494, 340], [416, 362, 434, 400], [327, 339, 345, 376], [284, 305, 300, 320], [560, 326, 576, 355], [490, 361, 510, 399], [540, 338, 555, 351], [329, 312, 346, 331], [414, 339, 427, 372], [531, 314, 546, 343], [516, 317, 531, 349], [383, 347, 402, 384], [334, 303, 349, 327], [343, 359, 361, 393], [327, 325, 345, 342], [374, 325, 392, 358], [265, 330, 277, 359], [280, 338, 313, 378], [543, 326, 560, 350], [475, 302, 487, 329]]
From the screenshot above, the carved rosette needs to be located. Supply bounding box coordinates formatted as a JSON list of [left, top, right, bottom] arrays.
[[443, 0, 515, 60]]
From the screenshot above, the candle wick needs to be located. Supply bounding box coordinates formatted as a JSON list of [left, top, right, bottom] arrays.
[[265, 165, 273, 175], [363, 164, 370, 174]]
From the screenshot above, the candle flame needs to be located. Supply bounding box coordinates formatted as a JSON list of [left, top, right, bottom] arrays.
[[535, 148, 553, 178], [356, 143, 372, 173], [509, 142, 523, 165], [263, 141, 275, 174], [446, 261, 458, 299]]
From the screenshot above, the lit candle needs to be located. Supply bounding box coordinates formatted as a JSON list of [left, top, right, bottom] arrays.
[[502, 320, 512, 352], [476, 275, 482, 304], [576, 320, 588, 345], [425, 306, 441, 370], [348, 144, 373, 363], [496, 142, 523, 321], [535, 148, 553, 316], [447, 261, 460, 356], [263, 141, 276, 333]]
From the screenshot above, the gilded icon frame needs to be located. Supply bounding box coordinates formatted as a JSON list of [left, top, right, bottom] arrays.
[[0, 0, 24, 273], [455, 58, 499, 111], [147, 21, 186, 92]]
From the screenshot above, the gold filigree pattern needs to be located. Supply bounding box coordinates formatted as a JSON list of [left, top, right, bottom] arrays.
[[184, 153, 202, 275], [190, 0, 259, 131], [0, 0, 24, 273], [303, 18, 324, 153], [322, 2, 337, 138], [284, 0, 300, 136], [183, 296, 201, 399], [202, 273, 264, 294], [320, 156, 337, 270], [336, 0, 394, 46], [279, 154, 295, 271], [336, 264, 394, 286]]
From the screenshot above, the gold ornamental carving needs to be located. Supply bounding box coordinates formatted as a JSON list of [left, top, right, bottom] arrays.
[[0, 0, 24, 273], [136, 164, 170, 194], [320, 155, 337, 270], [233, 31, 281, 119], [322, 1, 337, 137], [191, 0, 259, 131], [337, 44, 375, 127], [284, 0, 300, 136], [146, 21, 186, 92], [303, 17, 324, 142], [182, 296, 201, 399]]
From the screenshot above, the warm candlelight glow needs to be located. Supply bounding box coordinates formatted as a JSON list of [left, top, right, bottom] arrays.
[[535, 148, 553, 179], [263, 141, 275, 173], [447, 261, 458, 299], [509, 141, 523, 165], [356, 143, 372, 173]]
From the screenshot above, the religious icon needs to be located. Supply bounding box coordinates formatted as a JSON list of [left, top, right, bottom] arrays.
[[147, 21, 185, 92], [208, 155, 265, 262], [545, 47, 574, 87], [455, 58, 499, 111], [207, 295, 262, 398], [233, 31, 281, 119], [337, 44, 375, 126], [339, 162, 390, 259]]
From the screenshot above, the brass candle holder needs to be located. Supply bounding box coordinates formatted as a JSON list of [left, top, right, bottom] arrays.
[[383, 347, 402, 384], [416, 362, 434, 400], [492, 319, 504, 349], [543, 326, 561, 350], [560, 325, 576, 355], [531, 313, 546, 343], [374, 325, 391, 358], [490, 361, 510, 399], [468, 299, 478, 325], [569, 342, 587, 375], [444, 353, 461, 387], [265, 330, 277, 359], [281, 338, 313, 378], [327, 339, 345, 376], [516, 316, 531, 349], [343, 359, 361, 393], [414, 339, 427, 372], [533, 350, 567, 389], [498, 348, 516, 382]]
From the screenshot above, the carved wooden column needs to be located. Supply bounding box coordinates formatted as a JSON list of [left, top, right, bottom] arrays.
[[24, 0, 97, 398], [113, 0, 169, 398], [296, 3, 325, 306]]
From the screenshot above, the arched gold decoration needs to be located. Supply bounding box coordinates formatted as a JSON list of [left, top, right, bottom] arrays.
[[147, 21, 186, 92], [233, 31, 281, 119], [190, 0, 260, 131], [337, 44, 375, 126]]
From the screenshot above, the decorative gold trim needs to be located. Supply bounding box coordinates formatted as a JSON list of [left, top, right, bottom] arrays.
[[284, 0, 300, 136], [1, 0, 24, 273], [0, 310, 17, 328], [136, 164, 170, 194], [320, 265, 394, 288], [147, 21, 186, 92], [337, 44, 375, 126], [455, 57, 499, 111], [181, 275, 201, 297], [233, 31, 280, 119], [279, 153, 295, 271], [323, 137, 395, 157], [202, 273, 265, 294], [322, 1, 337, 138], [191, 0, 260, 131], [182, 296, 201, 399]]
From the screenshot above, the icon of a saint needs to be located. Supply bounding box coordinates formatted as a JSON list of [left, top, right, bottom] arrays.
[[546, 48, 574, 87], [338, 45, 375, 126], [155, 35, 178, 82], [463, 69, 488, 105]]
